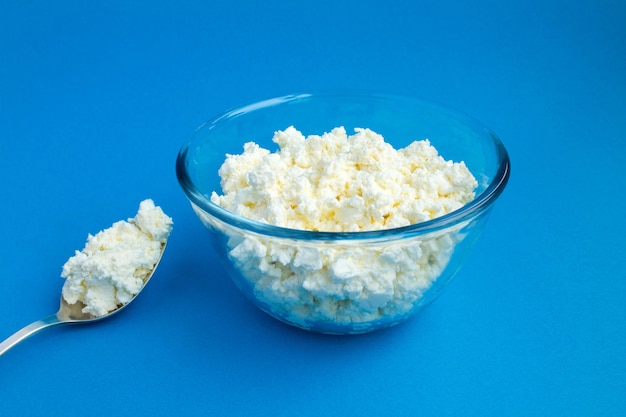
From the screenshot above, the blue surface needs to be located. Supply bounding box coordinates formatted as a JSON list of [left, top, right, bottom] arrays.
[[1, 1, 624, 416]]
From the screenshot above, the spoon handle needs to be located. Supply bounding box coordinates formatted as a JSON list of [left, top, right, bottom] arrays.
[[0, 314, 63, 357]]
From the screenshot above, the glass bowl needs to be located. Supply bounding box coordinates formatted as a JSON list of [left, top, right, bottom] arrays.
[[176, 92, 510, 334]]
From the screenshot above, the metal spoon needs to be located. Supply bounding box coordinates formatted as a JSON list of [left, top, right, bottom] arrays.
[[0, 242, 167, 357]]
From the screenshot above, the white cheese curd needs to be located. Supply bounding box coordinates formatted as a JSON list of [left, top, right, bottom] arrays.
[[209, 127, 477, 329], [61, 199, 173, 317]]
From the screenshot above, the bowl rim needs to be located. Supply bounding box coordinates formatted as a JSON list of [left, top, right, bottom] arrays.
[[176, 91, 511, 241]]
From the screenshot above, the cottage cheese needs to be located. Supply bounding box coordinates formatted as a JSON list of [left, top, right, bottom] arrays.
[[61, 199, 173, 317], [209, 127, 477, 331], [212, 126, 476, 232]]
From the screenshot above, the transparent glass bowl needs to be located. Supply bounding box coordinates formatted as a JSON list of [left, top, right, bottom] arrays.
[[176, 92, 510, 334]]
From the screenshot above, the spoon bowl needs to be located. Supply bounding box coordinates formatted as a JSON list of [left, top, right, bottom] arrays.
[[0, 242, 167, 357]]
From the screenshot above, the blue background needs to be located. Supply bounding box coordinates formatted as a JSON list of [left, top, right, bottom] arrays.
[[1, 1, 625, 416]]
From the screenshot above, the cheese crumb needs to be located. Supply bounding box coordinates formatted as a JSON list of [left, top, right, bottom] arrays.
[[61, 199, 173, 317], [209, 127, 477, 331]]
